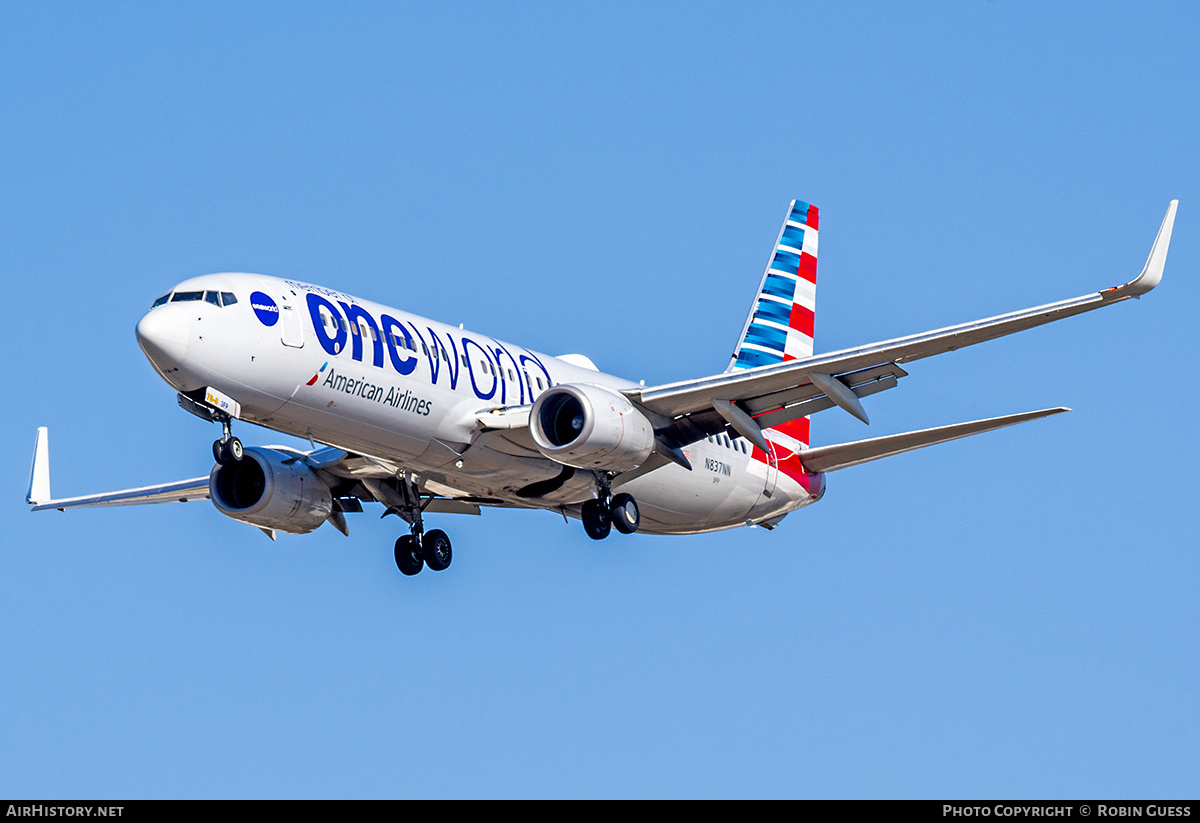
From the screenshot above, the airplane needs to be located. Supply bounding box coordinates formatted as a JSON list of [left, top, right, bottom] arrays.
[[26, 199, 1178, 576]]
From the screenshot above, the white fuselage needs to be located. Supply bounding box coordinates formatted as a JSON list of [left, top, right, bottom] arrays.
[[136, 273, 820, 534]]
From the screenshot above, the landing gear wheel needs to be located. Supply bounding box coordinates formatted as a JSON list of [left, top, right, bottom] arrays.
[[213, 436, 243, 465], [581, 499, 612, 540], [394, 535, 424, 576], [422, 529, 453, 571], [610, 493, 640, 534]]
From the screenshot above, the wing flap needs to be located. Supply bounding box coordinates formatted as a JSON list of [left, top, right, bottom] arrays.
[[799, 407, 1070, 473], [635, 291, 1102, 418]]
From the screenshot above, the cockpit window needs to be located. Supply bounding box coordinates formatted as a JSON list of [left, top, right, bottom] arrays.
[[205, 291, 222, 306], [220, 292, 237, 306], [171, 291, 204, 302], [152, 293, 170, 308]]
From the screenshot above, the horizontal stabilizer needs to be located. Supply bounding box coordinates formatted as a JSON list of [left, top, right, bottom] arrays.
[[799, 407, 1070, 473]]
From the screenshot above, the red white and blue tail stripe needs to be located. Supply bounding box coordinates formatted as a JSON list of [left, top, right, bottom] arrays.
[[730, 199, 820, 468], [728, 199, 818, 372]]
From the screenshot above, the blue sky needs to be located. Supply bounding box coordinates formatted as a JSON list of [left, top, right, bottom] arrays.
[[2, 2, 1197, 798]]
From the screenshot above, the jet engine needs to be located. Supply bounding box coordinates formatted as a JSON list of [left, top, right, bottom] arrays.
[[209, 447, 333, 534], [529, 383, 655, 472]]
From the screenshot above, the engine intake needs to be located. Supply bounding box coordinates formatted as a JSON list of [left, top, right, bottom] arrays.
[[209, 447, 333, 534], [530, 383, 655, 472]]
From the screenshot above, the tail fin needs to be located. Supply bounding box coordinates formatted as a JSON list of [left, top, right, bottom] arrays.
[[727, 199, 819, 448], [727, 199, 819, 372]]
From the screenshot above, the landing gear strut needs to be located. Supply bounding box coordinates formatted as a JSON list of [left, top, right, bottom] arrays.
[[388, 476, 453, 575], [212, 414, 243, 465], [581, 473, 640, 540]]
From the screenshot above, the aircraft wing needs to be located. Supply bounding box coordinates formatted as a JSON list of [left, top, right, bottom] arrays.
[[26, 428, 211, 511], [631, 200, 1177, 446], [27, 427, 503, 523], [29, 477, 212, 511]]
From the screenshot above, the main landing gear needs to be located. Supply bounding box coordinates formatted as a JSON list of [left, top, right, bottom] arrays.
[[580, 474, 640, 540], [389, 477, 453, 576], [212, 414, 243, 465]]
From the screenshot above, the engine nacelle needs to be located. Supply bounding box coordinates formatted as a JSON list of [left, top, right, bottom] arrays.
[[209, 447, 333, 534], [530, 383, 655, 472]]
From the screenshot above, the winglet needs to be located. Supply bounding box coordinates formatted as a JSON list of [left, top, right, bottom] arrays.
[[1110, 200, 1177, 299], [27, 427, 50, 505]]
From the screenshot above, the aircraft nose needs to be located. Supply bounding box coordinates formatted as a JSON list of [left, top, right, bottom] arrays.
[[136, 307, 189, 372]]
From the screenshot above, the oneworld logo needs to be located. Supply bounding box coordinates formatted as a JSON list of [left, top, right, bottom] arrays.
[[250, 291, 279, 326]]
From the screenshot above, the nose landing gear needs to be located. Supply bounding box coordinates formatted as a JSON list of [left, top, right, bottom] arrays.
[[212, 414, 243, 465]]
